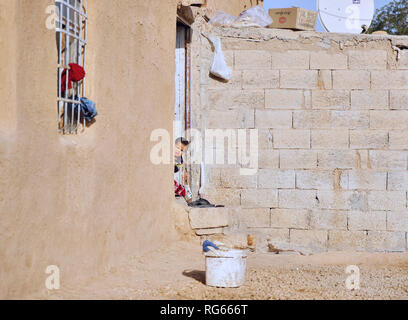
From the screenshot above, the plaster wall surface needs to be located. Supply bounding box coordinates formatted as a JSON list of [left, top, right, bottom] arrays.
[[0, 0, 258, 300], [0, 0, 176, 299]]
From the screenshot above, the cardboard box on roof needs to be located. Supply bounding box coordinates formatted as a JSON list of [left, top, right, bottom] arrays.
[[268, 7, 317, 31]]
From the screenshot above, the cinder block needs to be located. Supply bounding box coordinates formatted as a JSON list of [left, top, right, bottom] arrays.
[[290, 229, 328, 252], [368, 191, 406, 211], [387, 171, 408, 191], [317, 150, 359, 169], [312, 90, 350, 110], [235, 50, 271, 70], [296, 170, 343, 190], [330, 111, 369, 129], [390, 90, 408, 110], [207, 89, 265, 110], [258, 169, 295, 189], [310, 51, 348, 70], [241, 189, 278, 208], [272, 50, 310, 69], [328, 230, 366, 251], [280, 70, 318, 89], [265, 89, 307, 109], [389, 131, 408, 149], [304, 89, 312, 109], [258, 149, 280, 168], [311, 129, 349, 149], [237, 208, 270, 228], [278, 189, 318, 209], [207, 167, 222, 185], [258, 128, 274, 149], [189, 207, 230, 229], [317, 70, 333, 90], [371, 70, 408, 89], [293, 110, 332, 129], [369, 150, 407, 170], [273, 129, 311, 149], [255, 110, 292, 129], [249, 228, 290, 253], [214, 168, 257, 189], [309, 209, 348, 230], [387, 211, 408, 232], [270, 208, 311, 229], [200, 40, 214, 60], [366, 231, 406, 252], [204, 188, 241, 206], [206, 109, 254, 129], [370, 111, 408, 130], [351, 90, 389, 110], [223, 50, 234, 68], [332, 70, 370, 89], [348, 210, 387, 231], [293, 110, 369, 129], [204, 146, 243, 169], [317, 190, 367, 210], [348, 50, 387, 70], [280, 150, 318, 169], [349, 130, 388, 149], [348, 170, 387, 190], [355, 150, 371, 169], [242, 70, 279, 89]]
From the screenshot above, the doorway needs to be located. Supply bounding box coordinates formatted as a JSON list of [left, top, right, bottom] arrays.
[[174, 22, 191, 186]]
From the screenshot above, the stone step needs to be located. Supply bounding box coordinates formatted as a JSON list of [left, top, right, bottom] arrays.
[[188, 207, 230, 232]]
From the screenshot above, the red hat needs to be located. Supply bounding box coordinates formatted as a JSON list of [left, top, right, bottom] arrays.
[[61, 63, 85, 93]]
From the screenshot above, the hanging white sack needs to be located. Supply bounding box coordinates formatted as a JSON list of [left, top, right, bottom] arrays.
[[202, 32, 232, 81]]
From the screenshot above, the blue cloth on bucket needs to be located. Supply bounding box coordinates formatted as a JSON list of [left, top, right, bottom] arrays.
[[202, 240, 219, 253]]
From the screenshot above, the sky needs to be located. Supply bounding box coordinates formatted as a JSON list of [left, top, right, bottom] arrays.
[[263, 0, 393, 31]]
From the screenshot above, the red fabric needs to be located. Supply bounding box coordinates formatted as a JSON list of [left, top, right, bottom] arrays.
[[174, 180, 186, 197], [61, 63, 86, 93]]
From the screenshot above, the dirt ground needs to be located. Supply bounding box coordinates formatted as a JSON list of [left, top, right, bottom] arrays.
[[39, 240, 408, 300]]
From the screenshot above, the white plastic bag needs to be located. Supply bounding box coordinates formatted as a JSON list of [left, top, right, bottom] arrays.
[[203, 33, 232, 81], [209, 6, 272, 28], [208, 10, 236, 27], [234, 5, 273, 28]]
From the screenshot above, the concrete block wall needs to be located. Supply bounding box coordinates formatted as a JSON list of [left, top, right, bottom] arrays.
[[192, 27, 408, 253]]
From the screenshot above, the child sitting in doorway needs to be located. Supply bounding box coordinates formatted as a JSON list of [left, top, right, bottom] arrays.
[[174, 137, 193, 204]]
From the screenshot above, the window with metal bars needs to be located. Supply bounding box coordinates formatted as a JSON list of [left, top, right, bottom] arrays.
[[56, 0, 87, 134]]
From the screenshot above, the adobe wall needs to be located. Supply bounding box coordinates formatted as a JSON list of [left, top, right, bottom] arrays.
[[194, 26, 408, 253], [0, 0, 260, 300], [0, 0, 180, 299]]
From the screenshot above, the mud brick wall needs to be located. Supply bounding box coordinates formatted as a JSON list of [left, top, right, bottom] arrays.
[[191, 27, 408, 253]]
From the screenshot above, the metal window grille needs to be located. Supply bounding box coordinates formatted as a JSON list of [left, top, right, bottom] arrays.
[[56, 0, 87, 134]]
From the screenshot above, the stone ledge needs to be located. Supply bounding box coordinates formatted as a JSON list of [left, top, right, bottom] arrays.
[[188, 207, 230, 229], [207, 26, 408, 46], [194, 227, 225, 236]]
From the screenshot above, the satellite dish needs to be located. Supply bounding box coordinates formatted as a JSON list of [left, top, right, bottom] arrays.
[[317, 0, 375, 34]]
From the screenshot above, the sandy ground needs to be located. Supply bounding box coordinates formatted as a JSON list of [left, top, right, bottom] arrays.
[[39, 240, 408, 300]]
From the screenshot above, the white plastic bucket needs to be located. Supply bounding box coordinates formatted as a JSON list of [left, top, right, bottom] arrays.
[[204, 249, 248, 288]]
